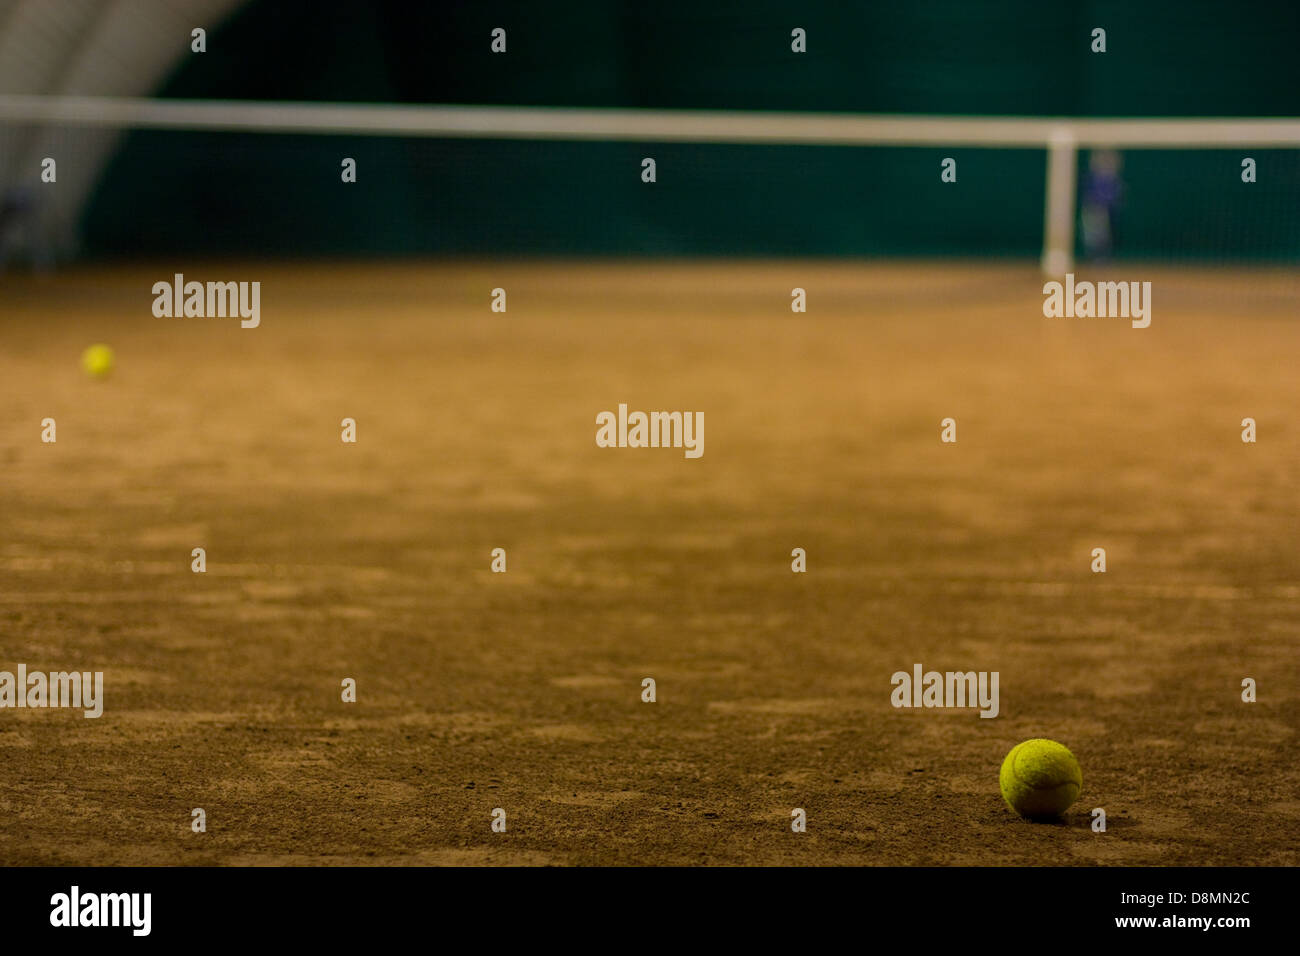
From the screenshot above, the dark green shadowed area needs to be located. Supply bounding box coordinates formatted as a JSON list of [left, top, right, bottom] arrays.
[[79, 0, 1300, 260]]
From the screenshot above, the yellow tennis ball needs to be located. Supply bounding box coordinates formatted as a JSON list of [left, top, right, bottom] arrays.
[[999, 738, 1082, 819], [81, 344, 115, 379]]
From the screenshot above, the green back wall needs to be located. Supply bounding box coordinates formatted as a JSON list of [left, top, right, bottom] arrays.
[[82, 0, 1300, 259]]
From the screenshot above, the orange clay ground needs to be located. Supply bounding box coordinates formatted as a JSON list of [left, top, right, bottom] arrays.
[[0, 260, 1296, 865]]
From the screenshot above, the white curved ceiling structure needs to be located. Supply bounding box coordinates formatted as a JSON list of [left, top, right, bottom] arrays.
[[0, 0, 247, 257]]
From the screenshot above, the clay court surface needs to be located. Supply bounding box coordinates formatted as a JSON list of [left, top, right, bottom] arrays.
[[0, 260, 1296, 866]]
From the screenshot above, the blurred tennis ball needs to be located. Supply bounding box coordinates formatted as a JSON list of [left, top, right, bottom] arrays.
[[81, 344, 115, 379], [999, 738, 1082, 819]]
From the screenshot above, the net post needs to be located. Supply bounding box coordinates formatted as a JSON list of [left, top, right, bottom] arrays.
[[1041, 126, 1077, 276]]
